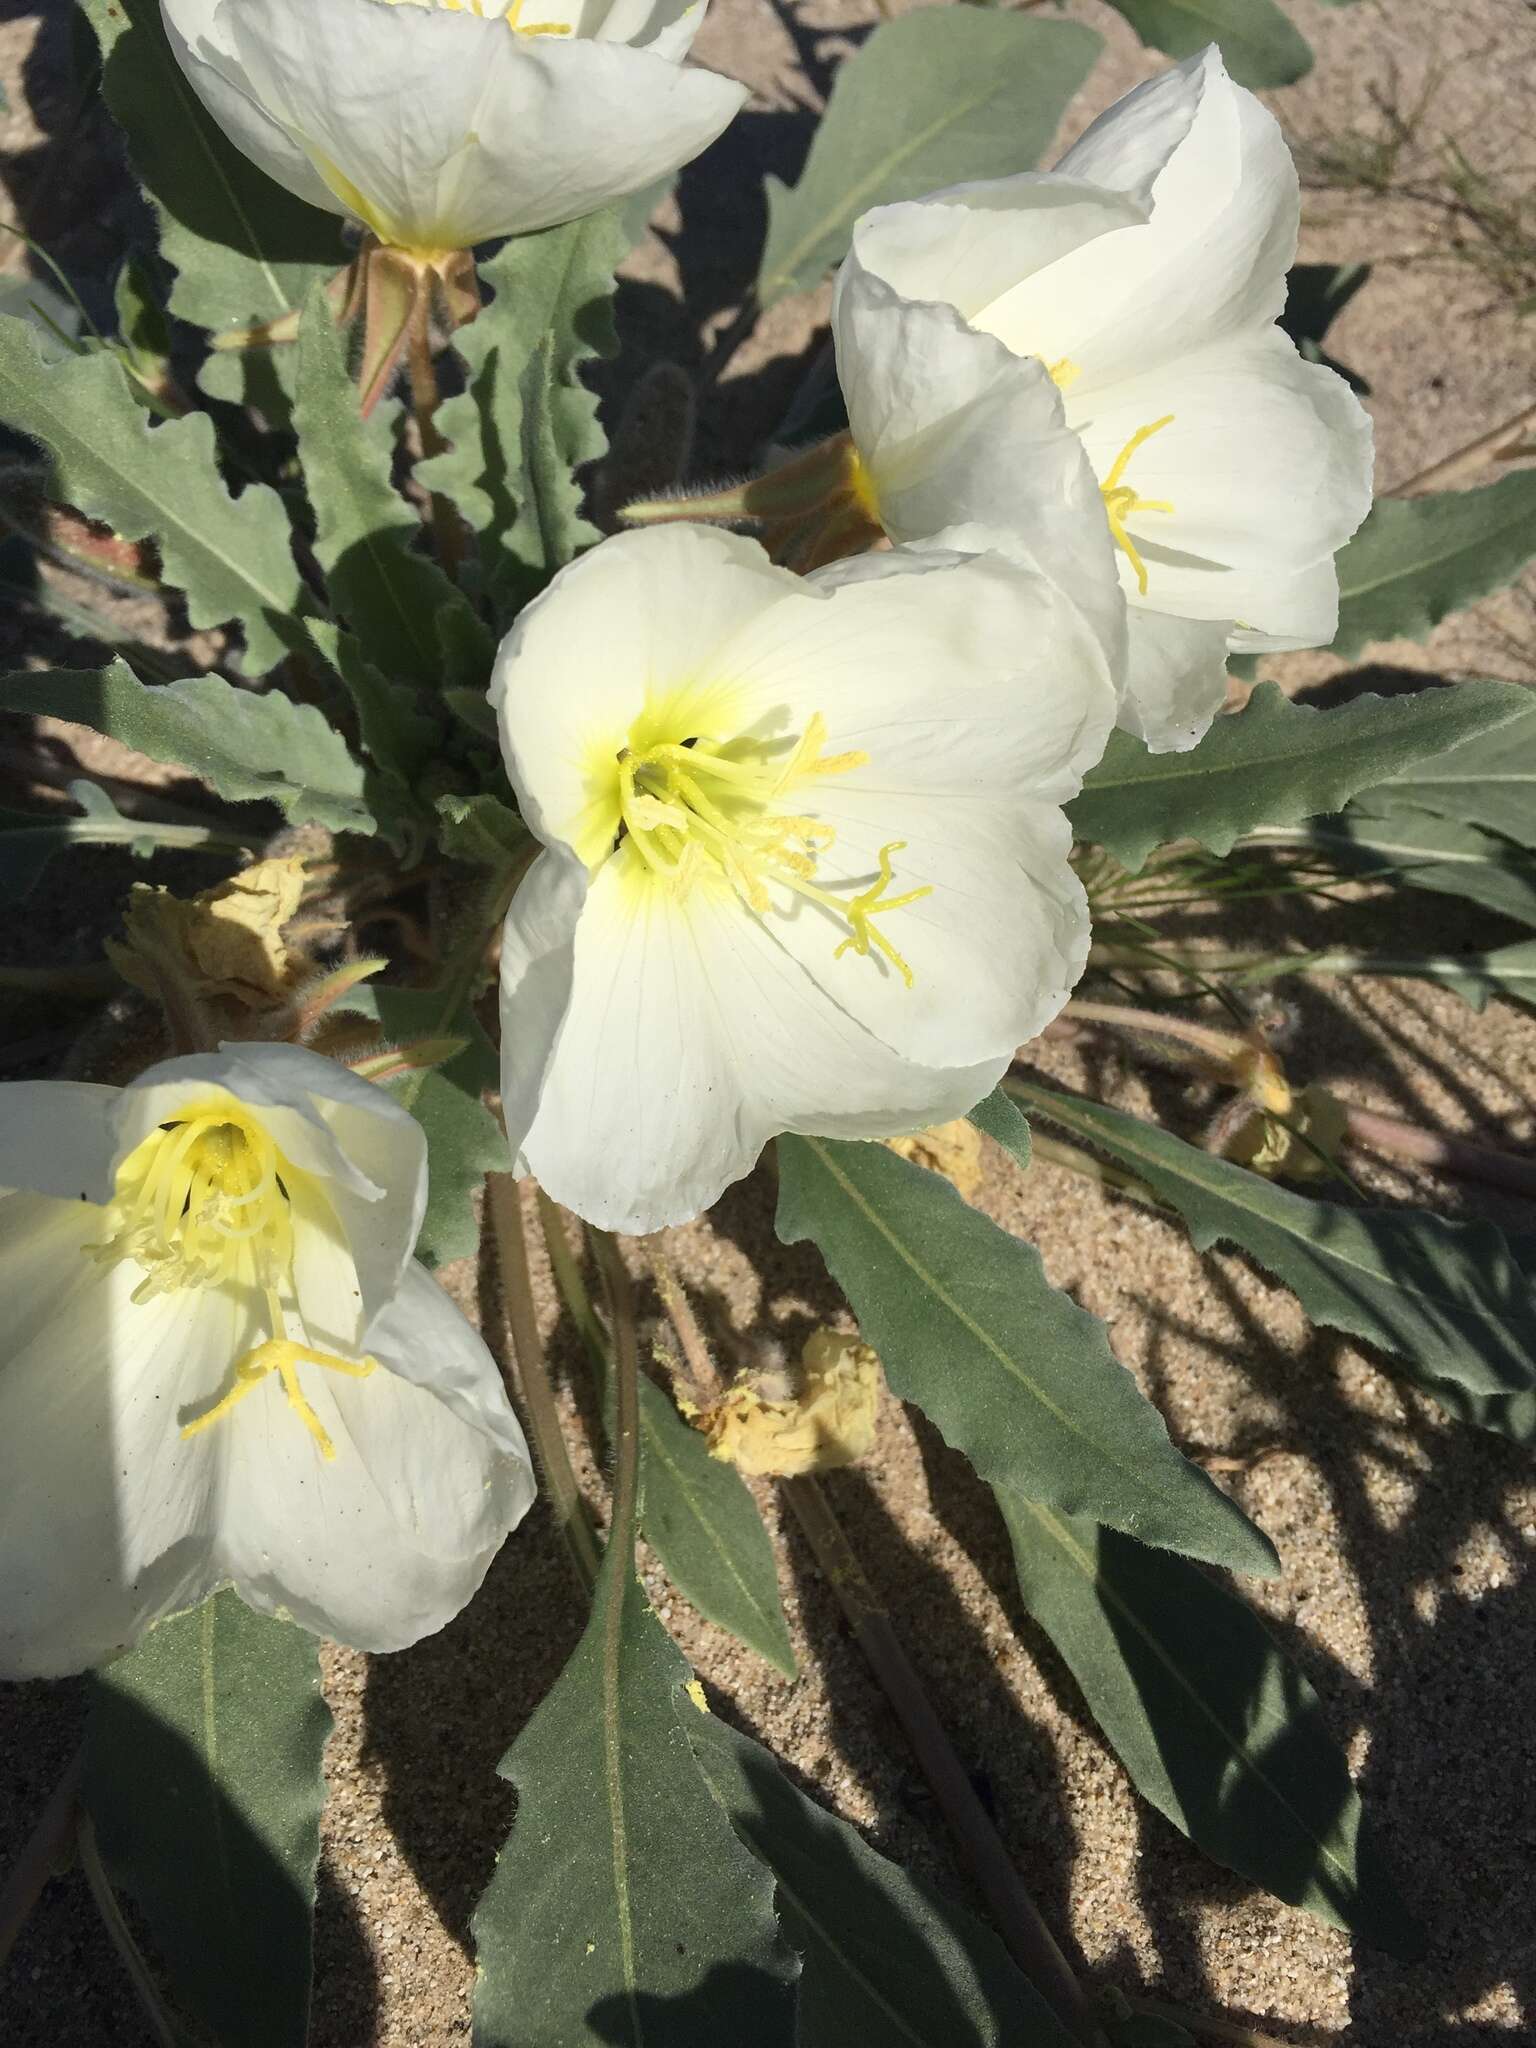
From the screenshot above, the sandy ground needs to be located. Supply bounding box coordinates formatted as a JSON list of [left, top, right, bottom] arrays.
[[3, 0, 1536, 2042]]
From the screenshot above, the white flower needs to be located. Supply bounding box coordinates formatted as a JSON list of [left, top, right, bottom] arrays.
[[492, 523, 1117, 1233], [830, 45, 1374, 752], [161, 0, 747, 255], [0, 1043, 534, 1677]]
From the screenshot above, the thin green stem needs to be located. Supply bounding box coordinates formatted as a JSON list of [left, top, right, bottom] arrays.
[[590, 1231, 642, 1556], [488, 1174, 601, 1593], [642, 1239, 726, 1399], [0, 1745, 82, 1968], [534, 1187, 610, 1378], [77, 1812, 185, 2048]]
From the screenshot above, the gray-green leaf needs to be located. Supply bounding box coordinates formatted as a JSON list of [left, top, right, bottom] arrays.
[[82, 0, 340, 335], [294, 290, 492, 691], [1101, 0, 1312, 88], [1365, 694, 1536, 849], [775, 1134, 1276, 1576], [1254, 804, 1536, 929], [1067, 680, 1532, 872], [999, 1503, 1419, 1952], [690, 1713, 1075, 2047], [638, 1376, 797, 1679], [1011, 1080, 1536, 1440], [1331, 471, 1536, 661], [0, 778, 237, 897], [0, 662, 376, 836], [0, 322, 306, 674], [420, 212, 623, 614], [968, 1085, 1031, 1172], [1286, 940, 1536, 1011], [85, 1592, 331, 2048], [757, 10, 1101, 308], [474, 1468, 794, 2042]]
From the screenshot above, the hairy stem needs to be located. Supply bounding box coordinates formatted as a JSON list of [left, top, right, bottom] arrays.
[[780, 1473, 1101, 2046], [488, 1174, 601, 1593], [643, 1239, 726, 1399], [589, 1231, 643, 1553], [404, 290, 462, 579], [535, 1188, 611, 1377], [1342, 1101, 1536, 1199]]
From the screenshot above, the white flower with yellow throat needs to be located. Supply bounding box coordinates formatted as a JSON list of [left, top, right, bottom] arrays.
[[830, 45, 1373, 753], [0, 1042, 534, 1678], [492, 523, 1118, 1233], [159, 0, 746, 257]]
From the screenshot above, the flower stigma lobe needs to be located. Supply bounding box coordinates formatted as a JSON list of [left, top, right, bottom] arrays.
[[609, 705, 932, 988], [1099, 414, 1176, 597], [89, 1098, 377, 1461]]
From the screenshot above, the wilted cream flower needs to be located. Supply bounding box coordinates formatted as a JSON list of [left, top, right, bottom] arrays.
[[702, 1329, 881, 1478]]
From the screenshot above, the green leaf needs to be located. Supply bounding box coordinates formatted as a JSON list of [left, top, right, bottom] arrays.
[[1011, 1080, 1536, 1440], [84, 1592, 331, 2048], [999, 1503, 1418, 1952], [0, 662, 376, 836], [0, 321, 306, 674], [81, 0, 340, 335], [1331, 471, 1536, 661], [1258, 804, 1536, 929], [757, 10, 1101, 308], [689, 1713, 1076, 2048], [1288, 940, 1536, 1011], [433, 791, 529, 868], [775, 1134, 1276, 1576], [1366, 694, 1536, 849], [0, 778, 236, 897], [475, 1438, 794, 2042], [420, 213, 622, 614], [1100, 0, 1312, 88], [304, 618, 440, 796], [637, 1375, 797, 1679], [339, 984, 506, 1265], [1067, 679, 1533, 872], [967, 1085, 1031, 1172], [293, 290, 490, 689]]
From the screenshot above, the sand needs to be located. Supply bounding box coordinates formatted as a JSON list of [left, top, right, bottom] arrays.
[[2, 0, 1535, 2041]]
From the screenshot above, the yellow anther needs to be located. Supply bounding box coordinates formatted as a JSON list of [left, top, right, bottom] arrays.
[[1099, 414, 1175, 597], [832, 841, 933, 989], [1045, 356, 1081, 390], [614, 712, 928, 985], [181, 1340, 379, 1463], [503, 0, 572, 30]]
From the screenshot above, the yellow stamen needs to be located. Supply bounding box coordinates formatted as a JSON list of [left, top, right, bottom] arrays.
[[90, 1100, 380, 1459], [613, 709, 931, 985], [180, 1341, 379, 1464], [1099, 413, 1175, 597], [832, 841, 933, 989], [1045, 356, 1081, 390]]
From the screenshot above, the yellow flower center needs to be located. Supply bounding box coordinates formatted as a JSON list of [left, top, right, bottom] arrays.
[[613, 711, 933, 989], [384, 0, 572, 31], [90, 1100, 376, 1462], [1098, 414, 1176, 597]]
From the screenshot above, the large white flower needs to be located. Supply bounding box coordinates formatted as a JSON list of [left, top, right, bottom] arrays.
[[493, 523, 1117, 1233], [161, 0, 747, 254], [830, 45, 1374, 752], [0, 1043, 534, 1678]]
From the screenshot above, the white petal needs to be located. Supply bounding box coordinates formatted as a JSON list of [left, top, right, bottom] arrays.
[[770, 785, 1090, 1068], [1071, 331, 1373, 579], [161, 0, 344, 219], [0, 1193, 241, 1677], [499, 844, 588, 1172], [214, 0, 744, 248], [209, 1291, 535, 1652], [1228, 557, 1340, 652], [1053, 45, 1205, 196], [975, 48, 1298, 388], [832, 261, 1125, 679], [1117, 610, 1235, 753], [845, 178, 1145, 331], [0, 1080, 120, 1201], [512, 860, 1001, 1231], [716, 546, 1119, 802], [364, 1261, 531, 1460], [493, 525, 801, 861]]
